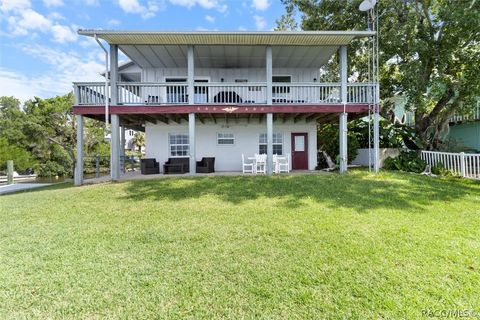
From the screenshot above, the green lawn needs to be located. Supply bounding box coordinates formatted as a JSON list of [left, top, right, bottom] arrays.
[[1, 171, 479, 319]]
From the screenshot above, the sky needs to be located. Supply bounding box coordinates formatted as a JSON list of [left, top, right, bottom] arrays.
[[0, 0, 286, 102]]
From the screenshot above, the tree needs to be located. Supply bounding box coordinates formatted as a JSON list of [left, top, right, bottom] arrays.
[[0, 96, 28, 146], [0, 138, 36, 172], [280, 0, 480, 149], [131, 132, 145, 152], [0, 94, 109, 177], [22, 94, 78, 175]]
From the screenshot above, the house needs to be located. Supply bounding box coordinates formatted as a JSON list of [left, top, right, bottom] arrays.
[[73, 31, 380, 185], [448, 102, 480, 152], [392, 96, 480, 151]]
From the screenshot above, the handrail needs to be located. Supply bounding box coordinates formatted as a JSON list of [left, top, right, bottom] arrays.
[[74, 82, 379, 105]]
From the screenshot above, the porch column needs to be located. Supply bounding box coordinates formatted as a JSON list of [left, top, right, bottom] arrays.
[[111, 114, 121, 181], [339, 45, 348, 174], [266, 113, 273, 175], [189, 113, 196, 175], [187, 45, 194, 105], [120, 126, 126, 172], [110, 44, 118, 105], [74, 115, 84, 186], [373, 107, 380, 173], [339, 113, 348, 174], [266, 46, 272, 105]]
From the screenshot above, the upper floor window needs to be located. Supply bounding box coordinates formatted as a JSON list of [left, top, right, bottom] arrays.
[[272, 76, 291, 95], [169, 134, 189, 157]]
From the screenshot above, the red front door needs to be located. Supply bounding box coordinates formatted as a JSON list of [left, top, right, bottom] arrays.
[[291, 133, 308, 170]]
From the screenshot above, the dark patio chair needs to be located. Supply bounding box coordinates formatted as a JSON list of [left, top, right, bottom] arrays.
[[140, 158, 160, 175], [196, 157, 215, 173]]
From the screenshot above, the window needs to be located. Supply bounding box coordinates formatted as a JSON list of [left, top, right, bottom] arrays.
[[259, 133, 283, 155], [217, 133, 235, 145], [272, 75, 291, 95], [273, 76, 291, 83], [169, 134, 189, 157]]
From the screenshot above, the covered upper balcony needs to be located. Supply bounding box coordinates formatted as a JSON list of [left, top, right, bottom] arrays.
[[73, 31, 378, 110]]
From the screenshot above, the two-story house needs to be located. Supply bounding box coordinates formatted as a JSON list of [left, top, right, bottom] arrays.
[[73, 30, 380, 185]]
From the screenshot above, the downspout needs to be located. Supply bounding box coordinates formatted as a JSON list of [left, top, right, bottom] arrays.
[[94, 34, 109, 130]]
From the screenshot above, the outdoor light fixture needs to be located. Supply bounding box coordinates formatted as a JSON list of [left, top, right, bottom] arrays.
[[359, 0, 376, 11]]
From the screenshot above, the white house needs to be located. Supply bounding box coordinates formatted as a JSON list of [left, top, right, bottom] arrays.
[[73, 31, 380, 185]]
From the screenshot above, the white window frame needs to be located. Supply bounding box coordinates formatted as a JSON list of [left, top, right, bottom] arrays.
[[168, 133, 189, 157], [217, 133, 235, 146], [259, 133, 283, 155]]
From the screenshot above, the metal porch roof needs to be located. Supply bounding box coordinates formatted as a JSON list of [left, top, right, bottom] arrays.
[[77, 30, 375, 46]]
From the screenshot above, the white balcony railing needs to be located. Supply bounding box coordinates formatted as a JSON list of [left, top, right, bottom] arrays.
[[74, 82, 378, 106], [450, 104, 480, 123]]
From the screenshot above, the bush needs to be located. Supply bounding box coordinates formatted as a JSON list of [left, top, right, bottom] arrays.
[[431, 162, 454, 176], [317, 124, 360, 163], [350, 119, 423, 149], [383, 150, 426, 173], [35, 161, 69, 177]]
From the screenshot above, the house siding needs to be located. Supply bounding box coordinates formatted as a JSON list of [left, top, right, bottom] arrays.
[[145, 120, 318, 172], [141, 67, 320, 83]]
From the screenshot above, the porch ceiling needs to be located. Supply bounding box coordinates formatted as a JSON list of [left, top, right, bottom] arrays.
[[86, 112, 366, 127], [118, 44, 339, 68]]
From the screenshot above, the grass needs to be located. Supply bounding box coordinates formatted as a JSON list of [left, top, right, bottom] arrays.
[[0, 170, 479, 319]]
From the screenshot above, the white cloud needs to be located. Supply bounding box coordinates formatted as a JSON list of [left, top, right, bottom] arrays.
[[51, 24, 77, 43], [108, 19, 121, 26], [0, 43, 105, 102], [48, 12, 65, 20], [252, 0, 269, 11], [0, 0, 31, 13], [169, 0, 227, 12], [253, 15, 266, 30], [204, 15, 215, 23], [238, 26, 247, 31], [117, 0, 163, 19], [17, 9, 52, 30], [2, 3, 77, 43], [43, 0, 63, 8]]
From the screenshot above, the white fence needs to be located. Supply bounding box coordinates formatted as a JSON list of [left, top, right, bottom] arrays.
[[450, 103, 480, 122], [420, 150, 480, 179]]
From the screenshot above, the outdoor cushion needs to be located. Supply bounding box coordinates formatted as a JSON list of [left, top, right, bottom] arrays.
[[163, 157, 190, 174]]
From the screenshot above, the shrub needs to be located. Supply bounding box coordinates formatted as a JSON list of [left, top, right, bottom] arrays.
[[431, 162, 454, 176], [317, 124, 360, 163], [383, 150, 426, 173]]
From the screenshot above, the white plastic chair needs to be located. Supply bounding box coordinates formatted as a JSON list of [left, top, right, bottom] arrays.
[[242, 154, 254, 174], [277, 154, 290, 173], [273, 154, 278, 173], [255, 154, 267, 174]]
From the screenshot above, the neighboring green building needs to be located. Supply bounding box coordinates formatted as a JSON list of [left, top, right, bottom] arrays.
[[392, 96, 479, 152], [448, 102, 480, 152]]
